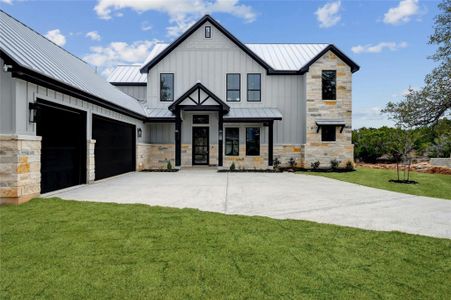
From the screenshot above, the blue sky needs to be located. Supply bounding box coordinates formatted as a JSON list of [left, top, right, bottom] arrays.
[[0, 0, 441, 128]]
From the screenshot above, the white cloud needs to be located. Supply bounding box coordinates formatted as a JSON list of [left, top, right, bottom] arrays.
[[353, 106, 393, 129], [94, 0, 256, 37], [45, 29, 66, 46], [383, 0, 420, 24], [141, 21, 152, 31], [315, 0, 341, 28], [351, 41, 408, 54], [86, 31, 101, 41], [1, 0, 13, 5], [83, 39, 160, 77]]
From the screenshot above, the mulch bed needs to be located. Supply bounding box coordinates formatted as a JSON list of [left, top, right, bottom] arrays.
[[358, 163, 451, 175]]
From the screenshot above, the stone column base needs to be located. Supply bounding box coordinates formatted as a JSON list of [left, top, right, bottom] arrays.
[[0, 134, 41, 205]]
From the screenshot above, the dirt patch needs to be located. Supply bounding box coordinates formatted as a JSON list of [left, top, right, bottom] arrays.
[[357, 162, 451, 175]]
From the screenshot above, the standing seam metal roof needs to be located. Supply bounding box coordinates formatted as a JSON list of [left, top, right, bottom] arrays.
[[0, 10, 146, 117], [107, 65, 147, 83]]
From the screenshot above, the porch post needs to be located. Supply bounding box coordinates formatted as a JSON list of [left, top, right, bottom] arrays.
[[268, 120, 274, 167], [218, 111, 224, 167], [175, 108, 181, 167]]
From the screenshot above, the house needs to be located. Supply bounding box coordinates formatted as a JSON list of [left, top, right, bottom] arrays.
[[0, 11, 359, 205]]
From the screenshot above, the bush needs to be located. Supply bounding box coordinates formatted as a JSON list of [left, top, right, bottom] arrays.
[[230, 162, 236, 171], [330, 159, 340, 170], [345, 160, 354, 170], [273, 158, 281, 170], [166, 161, 172, 170], [288, 157, 297, 168], [311, 161, 320, 170]]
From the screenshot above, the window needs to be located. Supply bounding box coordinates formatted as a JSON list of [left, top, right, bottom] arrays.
[[322, 70, 336, 100], [321, 126, 336, 142], [226, 74, 240, 102], [225, 128, 239, 156], [246, 127, 260, 156], [247, 74, 261, 102], [160, 73, 174, 101], [205, 26, 211, 38], [193, 115, 209, 124]]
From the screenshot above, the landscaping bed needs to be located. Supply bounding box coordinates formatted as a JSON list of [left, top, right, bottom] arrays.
[[141, 169, 179, 172]]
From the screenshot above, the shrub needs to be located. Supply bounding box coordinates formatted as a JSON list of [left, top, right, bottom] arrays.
[[311, 161, 320, 170], [230, 162, 236, 171], [330, 159, 340, 170], [167, 161, 172, 170], [288, 157, 297, 168], [345, 160, 354, 170]]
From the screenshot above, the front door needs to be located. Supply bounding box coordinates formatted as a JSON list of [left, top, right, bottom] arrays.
[[192, 127, 209, 165]]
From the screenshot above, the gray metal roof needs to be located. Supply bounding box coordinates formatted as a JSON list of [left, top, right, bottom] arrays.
[[224, 108, 282, 120], [0, 10, 146, 117], [107, 65, 147, 84], [145, 107, 175, 119], [141, 42, 330, 73]]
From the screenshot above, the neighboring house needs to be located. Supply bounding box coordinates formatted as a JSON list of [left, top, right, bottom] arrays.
[[0, 11, 358, 205], [111, 15, 359, 170]]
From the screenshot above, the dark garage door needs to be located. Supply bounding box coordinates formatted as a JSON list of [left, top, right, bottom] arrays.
[[92, 115, 135, 180], [37, 101, 86, 193]]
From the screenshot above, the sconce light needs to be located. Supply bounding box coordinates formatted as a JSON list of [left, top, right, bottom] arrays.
[[28, 102, 38, 123], [137, 128, 142, 138], [218, 129, 223, 141]]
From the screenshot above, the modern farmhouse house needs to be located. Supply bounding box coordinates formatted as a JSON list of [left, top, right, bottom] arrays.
[[0, 11, 359, 205]]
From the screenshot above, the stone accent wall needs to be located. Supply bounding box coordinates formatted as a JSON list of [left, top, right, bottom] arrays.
[[224, 145, 269, 169], [303, 50, 353, 168], [274, 144, 302, 167], [86, 139, 96, 183], [430, 158, 451, 168], [137, 143, 175, 170], [0, 135, 41, 205]]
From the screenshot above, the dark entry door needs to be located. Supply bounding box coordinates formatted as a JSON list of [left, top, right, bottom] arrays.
[[37, 101, 86, 193], [92, 115, 135, 180], [192, 127, 209, 165]]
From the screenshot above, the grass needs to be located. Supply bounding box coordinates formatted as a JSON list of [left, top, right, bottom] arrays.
[[302, 167, 451, 200], [1, 198, 450, 299]]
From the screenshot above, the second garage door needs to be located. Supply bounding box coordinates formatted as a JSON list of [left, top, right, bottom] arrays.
[[92, 115, 136, 180]]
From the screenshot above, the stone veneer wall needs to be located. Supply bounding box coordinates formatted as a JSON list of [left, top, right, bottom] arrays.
[[223, 145, 269, 169], [304, 50, 354, 168], [136, 143, 175, 170], [0, 135, 41, 205], [86, 139, 96, 183]]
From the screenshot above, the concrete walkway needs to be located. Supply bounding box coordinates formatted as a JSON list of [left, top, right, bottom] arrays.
[[49, 169, 451, 239]]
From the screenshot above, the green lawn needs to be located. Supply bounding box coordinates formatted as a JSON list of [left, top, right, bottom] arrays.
[[302, 167, 451, 200], [1, 199, 450, 299]]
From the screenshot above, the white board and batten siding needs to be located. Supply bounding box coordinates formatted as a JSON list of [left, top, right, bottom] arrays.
[[146, 21, 306, 145], [115, 85, 147, 102]]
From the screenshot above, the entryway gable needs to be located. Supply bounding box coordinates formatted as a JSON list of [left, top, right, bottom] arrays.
[[168, 82, 230, 112]]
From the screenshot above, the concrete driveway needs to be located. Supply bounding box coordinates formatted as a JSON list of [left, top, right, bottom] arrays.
[[49, 169, 451, 239]]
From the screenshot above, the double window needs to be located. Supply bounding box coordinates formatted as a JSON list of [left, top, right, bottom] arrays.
[[225, 128, 239, 156], [321, 125, 336, 142], [160, 73, 174, 101], [246, 127, 260, 156], [226, 74, 240, 102], [322, 70, 336, 100], [247, 74, 261, 102]]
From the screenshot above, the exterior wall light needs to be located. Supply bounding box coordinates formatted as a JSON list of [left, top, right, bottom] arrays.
[[3, 64, 12, 72], [137, 128, 142, 138], [28, 102, 38, 123], [218, 129, 223, 141]]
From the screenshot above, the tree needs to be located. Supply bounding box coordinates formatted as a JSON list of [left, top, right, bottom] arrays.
[[383, 0, 451, 127]]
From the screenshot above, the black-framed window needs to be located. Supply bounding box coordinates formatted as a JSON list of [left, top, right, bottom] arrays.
[[225, 128, 239, 156], [246, 127, 260, 156], [322, 70, 336, 100], [321, 126, 336, 142], [205, 26, 211, 38], [160, 73, 174, 101], [226, 73, 240, 102], [193, 115, 209, 124], [247, 74, 261, 102]]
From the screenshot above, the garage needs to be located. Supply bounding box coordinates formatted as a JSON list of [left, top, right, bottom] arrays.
[[92, 115, 136, 180], [37, 101, 87, 193]]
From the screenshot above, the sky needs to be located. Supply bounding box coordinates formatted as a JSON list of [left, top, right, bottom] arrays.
[[0, 0, 442, 129]]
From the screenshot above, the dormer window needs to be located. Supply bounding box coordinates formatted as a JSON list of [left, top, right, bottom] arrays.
[[205, 26, 211, 38]]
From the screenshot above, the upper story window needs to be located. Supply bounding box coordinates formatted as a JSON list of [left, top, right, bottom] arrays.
[[247, 73, 261, 102], [160, 73, 174, 101], [205, 26, 211, 38], [226, 73, 240, 102], [246, 127, 260, 156], [225, 128, 239, 156], [322, 70, 336, 100], [321, 125, 336, 142]]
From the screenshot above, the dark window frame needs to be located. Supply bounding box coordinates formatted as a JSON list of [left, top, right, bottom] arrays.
[[247, 73, 261, 102], [225, 127, 239, 156], [226, 73, 241, 102], [246, 127, 260, 156], [205, 26, 211, 38], [321, 125, 336, 142], [322, 70, 336, 100], [160, 73, 174, 102]]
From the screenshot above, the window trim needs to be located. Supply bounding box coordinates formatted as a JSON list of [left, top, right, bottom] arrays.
[[246, 127, 260, 156], [160, 73, 174, 102], [205, 26, 211, 38], [247, 73, 261, 102], [225, 127, 240, 156], [321, 70, 337, 101], [321, 125, 336, 142], [226, 73, 241, 102]]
